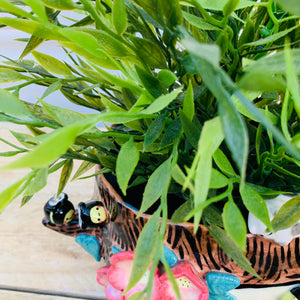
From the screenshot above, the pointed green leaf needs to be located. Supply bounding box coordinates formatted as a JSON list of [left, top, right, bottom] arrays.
[[182, 81, 194, 122], [223, 0, 240, 18], [116, 137, 140, 195], [130, 36, 167, 69], [112, 0, 127, 35], [142, 88, 182, 114], [72, 161, 95, 181], [0, 89, 34, 118], [32, 51, 72, 76], [182, 11, 220, 31], [57, 159, 73, 196], [240, 183, 273, 232], [144, 113, 166, 151], [0, 68, 27, 83], [24, 167, 48, 196], [41, 81, 62, 99], [223, 199, 247, 252], [160, 117, 182, 149], [139, 159, 171, 216], [0, 0, 35, 19], [271, 196, 300, 232], [194, 117, 224, 228], [209, 168, 229, 189], [179, 110, 200, 149], [125, 209, 160, 292], [23, 0, 48, 23], [243, 25, 299, 47], [208, 223, 259, 278], [20, 35, 44, 59]]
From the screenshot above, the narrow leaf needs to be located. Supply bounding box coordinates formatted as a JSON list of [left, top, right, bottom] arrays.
[[57, 159, 73, 196], [240, 183, 273, 232], [142, 88, 182, 114], [0, 68, 27, 83], [144, 113, 166, 151], [139, 159, 171, 216], [223, 199, 247, 252], [32, 51, 72, 76], [112, 0, 127, 35], [116, 137, 140, 195], [125, 209, 160, 292], [271, 196, 300, 232], [208, 223, 259, 278], [24, 167, 48, 196]]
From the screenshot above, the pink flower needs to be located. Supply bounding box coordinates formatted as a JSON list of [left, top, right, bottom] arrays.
[[97, 251, 160, 300], [159, 261, 209, 300]]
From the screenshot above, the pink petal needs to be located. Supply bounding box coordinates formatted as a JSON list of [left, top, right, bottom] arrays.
[[108, 257, 133, 290], [105, 284, 124, 300], [97, 265, 111, 287]]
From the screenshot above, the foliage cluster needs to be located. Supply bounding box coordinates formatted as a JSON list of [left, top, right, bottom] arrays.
[[0, 0, 299, 295]]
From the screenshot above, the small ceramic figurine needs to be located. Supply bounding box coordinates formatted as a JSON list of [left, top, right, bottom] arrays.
[[248, 194, 300, 245], [78, 200, 106, 229], [44, 193, 75, 225]]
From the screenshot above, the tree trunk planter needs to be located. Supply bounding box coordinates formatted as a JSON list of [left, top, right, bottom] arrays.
[[43, 166, 300, 299]]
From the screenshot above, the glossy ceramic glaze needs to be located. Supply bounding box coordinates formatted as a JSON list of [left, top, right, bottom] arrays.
[[43, 166, 300, 289]]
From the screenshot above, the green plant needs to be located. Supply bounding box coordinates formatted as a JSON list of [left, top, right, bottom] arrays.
[[0, 0, 299, 296]]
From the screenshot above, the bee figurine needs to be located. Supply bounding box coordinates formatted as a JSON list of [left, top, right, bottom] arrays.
[[44, 193, 75, 225], [78, 200, 107, 229]]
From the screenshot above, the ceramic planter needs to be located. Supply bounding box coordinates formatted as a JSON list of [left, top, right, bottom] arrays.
[[43, 165, 300, 299]]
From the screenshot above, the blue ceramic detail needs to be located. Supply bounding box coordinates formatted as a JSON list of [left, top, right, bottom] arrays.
[[75, 234, 101, 261], [124, 202, 139, 212], [161, 245, 178, 266], [206, 272, 240, 300], [112, 246, 121, 254]]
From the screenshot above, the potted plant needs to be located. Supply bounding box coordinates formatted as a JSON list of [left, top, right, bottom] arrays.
[[0, 0, 299, 299]]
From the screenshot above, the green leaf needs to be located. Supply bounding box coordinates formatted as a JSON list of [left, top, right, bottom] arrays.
[[143, 113, 166, 151], [208, 223, 259, 278], [20, 35, 44, 59], [213, 148, 237, 177], [0, 68, 27, 83], [182, 81, 194, 122], [32, 51, 72, 76], [139, 159, 171, 216], [142, 88, 182, 114], [0, 172, 35, 213], [0, 89, 34, 118], [72, 161, 95, 181], [223, 199, 247, 252], [179, 110, 200, 149], [157, 70, 177, 86], [116, 137, 140, 195], [39, 98, 86, 126], [285, 44, 300, 118], [171, 201, 193, 223], [0, 0, 35, 19], [216, 81, 249, 180], [240, 183, 273, 232], [23, 0, 48, 23], [57, 159, 73, 196], [113, 0, 128, 35], [271, 196, 300, 232], [41, 81, 62, 99], [0, 115, 100, 170], [223, 0, 240, 18], [243, 25, 299, 47], [182, 11, 220, 31], [193, 117, 224, 228], [125, 209, 160, 292], [41, 0, 76, 9], [191, 0, 256, 10], [24, 167, 48, 196], [160, 117, 182, 149], [276, 0, 300, 17], [209, 168, 229, 189], [130, 36, 167, 69]]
